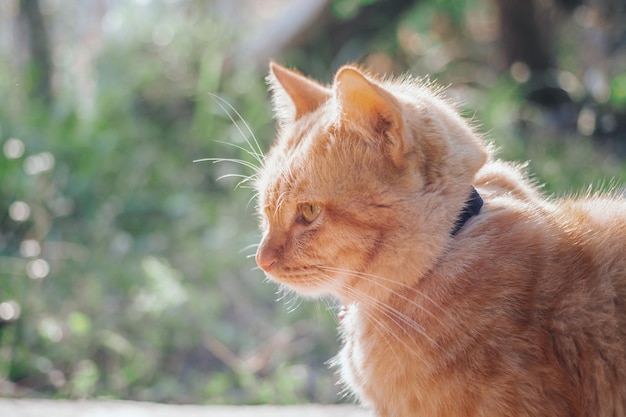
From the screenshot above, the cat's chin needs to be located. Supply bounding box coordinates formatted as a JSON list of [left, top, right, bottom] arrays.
[[264, 271, 339, 299]]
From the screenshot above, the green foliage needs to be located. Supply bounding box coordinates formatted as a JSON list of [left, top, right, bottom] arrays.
[[611, 74, 626, 108], [472, 77, 626, 195], [0, 3, 336, 404], [332, 0, 379, 19]]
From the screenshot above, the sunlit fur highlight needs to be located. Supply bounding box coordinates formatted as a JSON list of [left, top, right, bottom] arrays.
[[254, 63, 626, 417]]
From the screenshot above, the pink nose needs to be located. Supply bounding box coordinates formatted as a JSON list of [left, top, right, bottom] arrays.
[[256, 244, 278, 272]]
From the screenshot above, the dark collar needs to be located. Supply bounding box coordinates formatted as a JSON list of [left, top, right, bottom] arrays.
[[451, 187, 483, 236]]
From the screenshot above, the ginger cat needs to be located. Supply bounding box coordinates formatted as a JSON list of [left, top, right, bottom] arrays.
[[254, 62, 626, 417]]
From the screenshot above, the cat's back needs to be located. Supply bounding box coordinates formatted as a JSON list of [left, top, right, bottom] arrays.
[[553, 195, 626, 316], [545, 195, 626, 416], [475, 160, 626, 268], [473, 162, 626, 306], [439, 163, 626, 416]]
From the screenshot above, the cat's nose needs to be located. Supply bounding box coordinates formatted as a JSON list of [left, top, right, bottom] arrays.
[[256, 244, 278, 272]]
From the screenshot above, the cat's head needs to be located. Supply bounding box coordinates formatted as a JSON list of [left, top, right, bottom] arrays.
[[255, 63, 487, 302]]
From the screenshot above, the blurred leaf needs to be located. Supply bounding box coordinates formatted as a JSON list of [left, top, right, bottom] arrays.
[[70, 360, 100, 398], [67, 312, 91, 336], [136, 256, 188, 314], [611, 73, 626, 108]]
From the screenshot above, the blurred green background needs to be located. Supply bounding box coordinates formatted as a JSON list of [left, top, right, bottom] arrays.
[[0, 0, 625, 405]]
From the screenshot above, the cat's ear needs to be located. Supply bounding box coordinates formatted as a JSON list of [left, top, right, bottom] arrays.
[[268, 62, 331, 121], [333, 66, 405, 167]]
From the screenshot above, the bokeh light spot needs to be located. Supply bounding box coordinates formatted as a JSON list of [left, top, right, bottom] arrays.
[[27, 259, 50, 280], [510, 61, 530, 83], [3, 137, 25, 159], [0, 300, 21, 321], [24, 151, 55, 175], [9, 201, 31, 222], [20, 239, 42, 257], [38, 317, 63, 343], [577, 107, 596, 136]]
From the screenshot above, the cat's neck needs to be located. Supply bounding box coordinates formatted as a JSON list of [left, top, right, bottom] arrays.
[[336, 185, 482, 307]]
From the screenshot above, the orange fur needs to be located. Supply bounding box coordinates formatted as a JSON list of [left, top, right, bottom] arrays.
[[255, 63, 626, 417]]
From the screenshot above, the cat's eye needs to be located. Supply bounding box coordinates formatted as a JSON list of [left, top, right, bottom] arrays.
[[298, 202, 322, 223]]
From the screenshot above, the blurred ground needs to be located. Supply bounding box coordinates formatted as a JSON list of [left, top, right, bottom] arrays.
[[0, 399, 372, 417]]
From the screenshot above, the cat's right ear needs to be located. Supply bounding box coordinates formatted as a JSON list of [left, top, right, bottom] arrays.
[[268, 62, 331, 122]]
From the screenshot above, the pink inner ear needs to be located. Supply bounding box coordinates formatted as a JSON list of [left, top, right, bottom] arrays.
[[333, 66, 407, 168], [270, 62, 331, 120], [333, 66, 401, 130]]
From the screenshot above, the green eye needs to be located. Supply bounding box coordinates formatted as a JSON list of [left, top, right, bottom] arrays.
[[299, 202, 322, 223]]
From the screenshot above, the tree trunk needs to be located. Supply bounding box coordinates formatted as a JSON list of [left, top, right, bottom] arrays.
[[494, 0, 555, 71], [20, 0, 52, 103]]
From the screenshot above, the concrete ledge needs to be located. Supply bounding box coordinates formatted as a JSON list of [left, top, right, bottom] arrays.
[[0, 399, 372, 417]]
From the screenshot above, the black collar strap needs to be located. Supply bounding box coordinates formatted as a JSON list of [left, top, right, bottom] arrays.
[[451, 187, 483, 236]]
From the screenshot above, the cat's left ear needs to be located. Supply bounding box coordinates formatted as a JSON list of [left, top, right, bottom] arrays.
[[334, 66, 405, 168], [268, 62, 331, 122]]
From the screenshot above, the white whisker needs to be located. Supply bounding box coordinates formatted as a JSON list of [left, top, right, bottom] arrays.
[[240, 243, 259, 254], [319, 266, 454, 327], [208, 93, 265, 163], [363, 304, 414, 367], [319, 272, 439, 353], [285, 296, 303, 313], [215, 173, 252, 183], [246, 192, 260, 211], [193, 157, 259, 172], [213, 139, 264, 167]]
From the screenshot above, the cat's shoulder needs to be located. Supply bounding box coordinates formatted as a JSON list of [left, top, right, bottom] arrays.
[[471, 158, 626, 245], [475, 159, 543, 203]]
